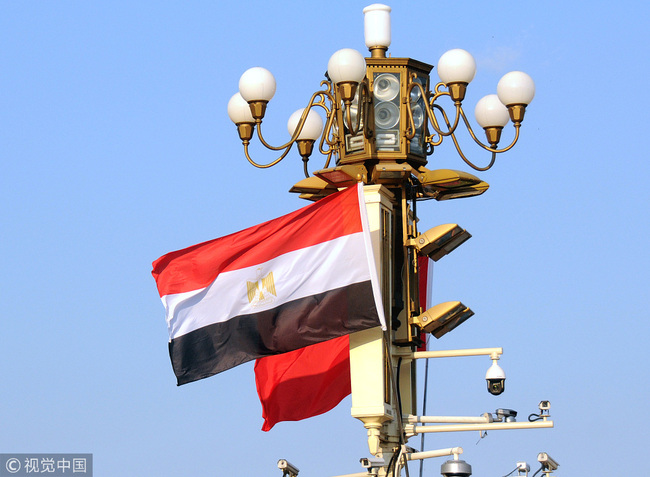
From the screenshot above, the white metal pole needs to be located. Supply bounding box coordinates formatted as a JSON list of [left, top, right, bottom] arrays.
[[408, 420, 553, 435], [405, 447, 463, 461], [412, 348, 502, 359], [408, 415, 491, 424]]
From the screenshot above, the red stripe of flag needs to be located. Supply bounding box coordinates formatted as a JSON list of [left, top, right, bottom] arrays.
[[152, 185, 362, 297]]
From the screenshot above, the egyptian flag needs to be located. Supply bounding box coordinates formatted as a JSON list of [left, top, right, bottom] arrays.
[[152, 184, 386, 386], [253, 247, 435, 431]]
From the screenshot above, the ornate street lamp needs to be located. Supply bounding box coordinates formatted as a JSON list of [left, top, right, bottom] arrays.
[[228, 3, 535, 200], [228, 3, 546, 471]]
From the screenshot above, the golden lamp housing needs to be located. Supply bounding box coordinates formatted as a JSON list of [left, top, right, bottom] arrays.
[[411, 301, 474, 339], [412, 224, 471, 262]]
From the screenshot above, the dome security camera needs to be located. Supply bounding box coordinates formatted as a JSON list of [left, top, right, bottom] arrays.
[[441, 459, 472, 477], [485, 361, 506, 395]]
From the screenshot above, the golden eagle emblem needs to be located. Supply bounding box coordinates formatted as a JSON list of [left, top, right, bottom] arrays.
[[246, 270, 276, 306]]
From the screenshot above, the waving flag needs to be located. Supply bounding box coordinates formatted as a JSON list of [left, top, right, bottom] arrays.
[[152, 184, 385, 386], [255, 335, 351, 431], [254, 255, 435, 430]]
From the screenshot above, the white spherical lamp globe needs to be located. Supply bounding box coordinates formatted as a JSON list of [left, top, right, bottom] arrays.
[[238, 67, 276, 102], [497, 71, 535, 106], [437, 49, 476, 84], [474, 94, 510, 128], [227, 93, 255, 124], [327, 48, 367, 85], [287, 108, 324, 140]]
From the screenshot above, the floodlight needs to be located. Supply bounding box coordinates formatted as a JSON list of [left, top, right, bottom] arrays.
[[289, 176, 338, 195], [435, 181, 489, 201], [298, 193, 330, 202], [370, 162, 413, 184], [412, 224, 471, 261], [416, 168, 482, 198], [411, 301, 474, 339], [314, 164, 367, 187]]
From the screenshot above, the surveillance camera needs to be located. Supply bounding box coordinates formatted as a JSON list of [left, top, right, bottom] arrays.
[[278, 459, 299, 477], [537, 453, 559, 471], [360, 457, 385, 469], [485, 361, 506, 395], [440, 459, 472, 477], [539, 401, 551, 411], [516, 462, 530, 472], [495, 408, 517, 422]]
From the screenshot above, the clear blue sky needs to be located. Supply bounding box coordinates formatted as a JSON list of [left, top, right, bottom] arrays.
[[1, 1, 648, 476]]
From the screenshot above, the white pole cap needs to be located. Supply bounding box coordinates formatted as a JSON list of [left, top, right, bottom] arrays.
[[363, 4, 391, 50]]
